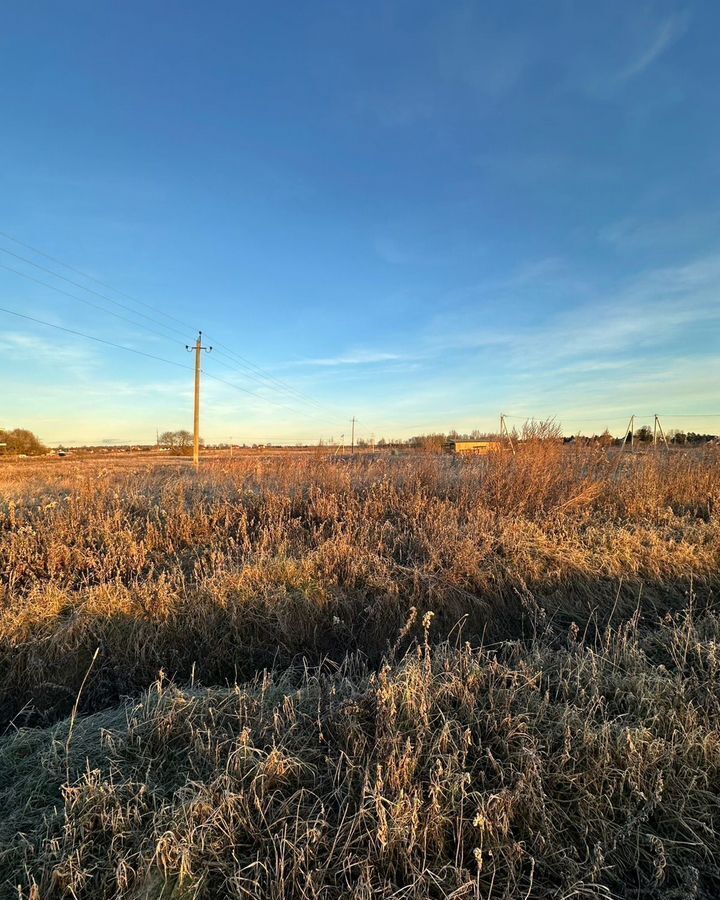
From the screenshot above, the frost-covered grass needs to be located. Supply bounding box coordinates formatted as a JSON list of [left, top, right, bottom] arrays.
[[0, 446, 718, 897]]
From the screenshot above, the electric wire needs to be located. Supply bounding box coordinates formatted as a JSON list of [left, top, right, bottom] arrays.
[[202, 370, 348, 427], [208, 343, 347, 419], [0, 262, 185, 345], [4, 232, 716, 436], [207, 346, 347, 419], [0, 304, 347, 426], [0, 245, 189, 340], [0, 229, 198, 333], [0, 235, 346, 417], [0, 305, 192, 370], [0, 231, 338, 410]]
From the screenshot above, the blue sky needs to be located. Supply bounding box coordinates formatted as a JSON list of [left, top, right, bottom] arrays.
[[1, 0, 719, 444]]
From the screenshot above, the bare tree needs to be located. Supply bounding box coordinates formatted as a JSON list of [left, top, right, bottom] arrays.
[[159, 430, 199, 454]]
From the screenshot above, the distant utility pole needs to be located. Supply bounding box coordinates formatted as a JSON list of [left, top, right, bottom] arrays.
[[499, 413, 516, 456], [654, 414, 669, 450], [351, 416, 356, 455], [620, 414, 635, 452], [185, 331, 212, 469]]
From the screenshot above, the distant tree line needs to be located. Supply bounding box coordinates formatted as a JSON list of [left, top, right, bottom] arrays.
[[340, 425, 719, 453], [665, 430, 718, 445], [627, 426, 717, 445], [0, 428, 47, 456]]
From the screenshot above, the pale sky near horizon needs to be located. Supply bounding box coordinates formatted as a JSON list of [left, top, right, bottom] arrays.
[[1, 1, 719, 445]]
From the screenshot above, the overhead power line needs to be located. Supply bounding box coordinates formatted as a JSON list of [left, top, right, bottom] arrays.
[[0, 245, 188, 340], [0, 262, 181, 344], [0, 262, 339, 417], [203, 370, 347, 426], [0, 304, 347, 426], [201, 353, 342, 422], [0, 231, 345, 418], [0, 253, 344, 417], [208, 343, 347, 419], [0, 229, 197, 333], [0, 305, 192, 370]]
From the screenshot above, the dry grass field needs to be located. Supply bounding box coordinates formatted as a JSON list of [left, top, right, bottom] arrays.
[[1, 443, 719, 898]]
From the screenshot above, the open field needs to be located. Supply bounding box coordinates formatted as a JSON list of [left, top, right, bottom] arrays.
[[1, 445, 719, 898]]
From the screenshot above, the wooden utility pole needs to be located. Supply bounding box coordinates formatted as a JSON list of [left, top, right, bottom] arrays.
[[620, 414, 635, 452], [655, 415, 670, 450], [351, 416, 356, 455], [186, 332, 212, 469], [499, 413, 516, 456]]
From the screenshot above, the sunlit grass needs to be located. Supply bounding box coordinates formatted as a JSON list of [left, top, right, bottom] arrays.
[[0, 445, 718, 897]]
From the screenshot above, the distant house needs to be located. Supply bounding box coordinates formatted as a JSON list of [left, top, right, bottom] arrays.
[[444, 440, 501, 455]]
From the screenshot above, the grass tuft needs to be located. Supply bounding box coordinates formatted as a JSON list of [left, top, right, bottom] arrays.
[[0, 446, 719, 897]]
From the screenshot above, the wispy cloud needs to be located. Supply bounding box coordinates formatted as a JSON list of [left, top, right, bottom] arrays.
[[439, 253, 720, 365], [0, 331, 97, 373], [436, 5, 531, 99], [290, 350, 411, 368], [599, 212, 720, 252], [280, 252, 720, 406], [617, 13, 689, 82], [475, 151, 618, 186], [352, 90, 436, 128], [351, 4, 534, 129], [565, 7, 690, 100]]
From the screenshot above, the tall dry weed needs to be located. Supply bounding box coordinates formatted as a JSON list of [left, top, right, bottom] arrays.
[[0, 447, 718, 727], [2, 606, 719, 898]]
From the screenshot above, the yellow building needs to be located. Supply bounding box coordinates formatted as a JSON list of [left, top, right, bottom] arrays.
[[444, 440, 501, 455]]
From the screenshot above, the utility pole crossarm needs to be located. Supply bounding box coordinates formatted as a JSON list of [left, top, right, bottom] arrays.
[[185, 331, 212, 468]]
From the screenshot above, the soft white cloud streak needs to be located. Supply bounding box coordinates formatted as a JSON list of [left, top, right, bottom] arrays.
[[617, 13, 689, 81], [0, 331, 97, 375], [284, 251, 720, 434], [290, 350, 410, 367]]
